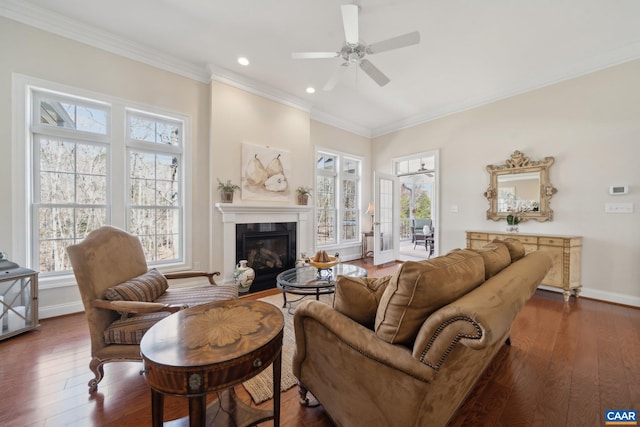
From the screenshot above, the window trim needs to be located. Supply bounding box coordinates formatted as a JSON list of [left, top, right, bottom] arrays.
[[12, 74, 194, 289]]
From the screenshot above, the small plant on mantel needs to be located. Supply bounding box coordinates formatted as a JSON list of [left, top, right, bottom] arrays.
[[217, 178, 240, 203], [296, 186, 312, 205]]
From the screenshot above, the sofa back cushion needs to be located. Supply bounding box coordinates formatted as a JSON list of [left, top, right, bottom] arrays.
[[493, 238, 526, 262], [103, 268, 168, 302], [375, 249, 485, 345], [334, 276, 390, 328], [474, 242, 511, 279]]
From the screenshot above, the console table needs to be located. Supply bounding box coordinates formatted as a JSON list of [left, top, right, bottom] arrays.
[[466, 231, 582, 301]]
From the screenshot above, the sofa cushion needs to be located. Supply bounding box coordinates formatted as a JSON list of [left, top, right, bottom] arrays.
[[334, 276, 390, 328], [103, 311, 171, 344], [475, 242, 511, 279], [103, 268, 168, 302], [493, 238, 526, 262], [375, 249, 485, 345]]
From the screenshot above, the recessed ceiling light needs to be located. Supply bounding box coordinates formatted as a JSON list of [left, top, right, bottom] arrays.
[[237, 57, 250, 66], [306, 87, 316, 94]]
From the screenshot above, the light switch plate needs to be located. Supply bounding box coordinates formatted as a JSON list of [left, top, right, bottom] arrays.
[[605, 203, 634, 213]]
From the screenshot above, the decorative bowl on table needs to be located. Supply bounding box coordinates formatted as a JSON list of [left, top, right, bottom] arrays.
[[308, 256, 339, 269]]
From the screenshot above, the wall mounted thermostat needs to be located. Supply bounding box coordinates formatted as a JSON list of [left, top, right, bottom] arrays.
[[609, 185, 629, 195]]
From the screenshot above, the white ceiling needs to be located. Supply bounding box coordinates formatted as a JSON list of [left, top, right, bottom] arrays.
[[3, 0, 640, 137]]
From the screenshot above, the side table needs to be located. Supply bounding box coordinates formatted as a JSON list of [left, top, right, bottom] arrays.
[[140, 299, 284, 427]]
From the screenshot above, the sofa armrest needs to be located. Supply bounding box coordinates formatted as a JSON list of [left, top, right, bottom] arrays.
[[294, 299, 437, 383], [412, 250, 552, 370], [164, 271, 220, 285]]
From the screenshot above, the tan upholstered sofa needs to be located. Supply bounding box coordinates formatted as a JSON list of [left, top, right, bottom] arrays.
[[292, 239, 552, 427]]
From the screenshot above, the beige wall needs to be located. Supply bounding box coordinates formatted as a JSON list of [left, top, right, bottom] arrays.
[[372, 59, 640, 302]]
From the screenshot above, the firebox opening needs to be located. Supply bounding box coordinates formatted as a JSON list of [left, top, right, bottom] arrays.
[[236, 222, 296, 293]]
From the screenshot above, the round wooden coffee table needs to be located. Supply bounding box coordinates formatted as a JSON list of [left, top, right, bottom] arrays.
[[140, 299, 284, 427]]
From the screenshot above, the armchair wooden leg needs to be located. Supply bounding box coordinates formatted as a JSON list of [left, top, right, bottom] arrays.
[[88, 358, 105, 393]]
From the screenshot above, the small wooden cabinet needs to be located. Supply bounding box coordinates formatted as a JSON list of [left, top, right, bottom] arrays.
[[466, 231, 582, 301]]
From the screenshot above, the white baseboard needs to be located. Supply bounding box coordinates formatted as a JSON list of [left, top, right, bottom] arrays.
[[538, 285, 640, 308], [39, 301, 85, 319]]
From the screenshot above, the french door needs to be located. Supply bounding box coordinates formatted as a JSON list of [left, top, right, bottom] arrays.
[[373, 172, 399, 265]]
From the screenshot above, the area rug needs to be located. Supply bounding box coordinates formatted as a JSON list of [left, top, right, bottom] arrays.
[[242, 292, 333, 404]]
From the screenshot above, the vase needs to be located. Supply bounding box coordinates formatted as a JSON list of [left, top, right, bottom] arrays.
[[220, 190, 234, 203], [234, 260, 255, 293], [506, 225, 519, 233], [297, 194, 309, 205]]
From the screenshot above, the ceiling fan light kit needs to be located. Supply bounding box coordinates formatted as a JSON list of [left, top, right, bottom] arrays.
[[292, 4, 420, 90]]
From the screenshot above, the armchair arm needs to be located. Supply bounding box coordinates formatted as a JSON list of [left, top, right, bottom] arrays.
[[293, 300, 436, 383], [92, 299, 186, 314], [164, 271, 221, 285]]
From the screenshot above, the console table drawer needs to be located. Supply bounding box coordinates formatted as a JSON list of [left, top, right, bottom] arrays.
[[538, 237, 563, 246]]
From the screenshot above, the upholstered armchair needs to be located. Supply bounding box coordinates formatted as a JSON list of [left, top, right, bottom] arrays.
[[67, 226, 238, 393]]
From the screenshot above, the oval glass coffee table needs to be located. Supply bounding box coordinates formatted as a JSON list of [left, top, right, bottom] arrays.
[[276, 263, 367, 313]]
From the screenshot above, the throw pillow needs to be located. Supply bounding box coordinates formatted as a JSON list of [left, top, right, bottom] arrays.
[[493, 238, 526, 262], [334, 275, 390, 328], [375, 249, 485, 345], [475, 242, 511, 279], [103, 268, 168, 302]]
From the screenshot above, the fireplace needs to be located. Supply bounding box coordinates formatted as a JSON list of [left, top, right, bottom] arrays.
[[215, 203, 314, 290], [236, 222, 296, 293]]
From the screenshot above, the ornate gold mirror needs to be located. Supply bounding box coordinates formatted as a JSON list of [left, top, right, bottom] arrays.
[[484, 150, 557, 222]]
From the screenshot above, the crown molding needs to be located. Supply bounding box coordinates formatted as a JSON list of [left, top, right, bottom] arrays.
[[207, 64, 313, 113], [309, 109, 372, 138], [0, 0, 210, 83]]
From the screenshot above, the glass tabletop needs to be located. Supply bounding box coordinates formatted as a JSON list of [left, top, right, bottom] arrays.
[[276, 264, 367, 290]]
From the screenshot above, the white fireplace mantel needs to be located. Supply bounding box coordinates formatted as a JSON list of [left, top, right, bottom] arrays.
[[215, 203, 314, 284]]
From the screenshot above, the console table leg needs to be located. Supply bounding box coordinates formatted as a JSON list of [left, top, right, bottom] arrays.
[[150, 389, 164, 427]]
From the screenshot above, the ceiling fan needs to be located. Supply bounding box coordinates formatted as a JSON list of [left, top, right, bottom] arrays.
[[292, 4, 420, 90]]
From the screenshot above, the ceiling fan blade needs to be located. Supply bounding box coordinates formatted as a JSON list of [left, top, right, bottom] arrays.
[[359, 59, 390, 87], [292, 52, 339, 59], [367, 31, 421, 54], [341, 4, 359, 45], [322, 65, 348, 91]]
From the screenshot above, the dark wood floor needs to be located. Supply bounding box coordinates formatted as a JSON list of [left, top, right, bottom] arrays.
[[0, 260, 638, 426]]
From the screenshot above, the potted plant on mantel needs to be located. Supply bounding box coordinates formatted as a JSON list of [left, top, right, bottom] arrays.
[[296, 186, 312, 205], [217, 178, 240, 203]]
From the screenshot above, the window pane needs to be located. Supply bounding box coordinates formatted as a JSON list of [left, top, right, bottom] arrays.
[[343, 159, 357, 175], [40, 171, 74, 204], [156, 233, 179, 261], [317, 209, 335, 244], [129, 114, 181, 146], [130, 178, 156, 205], [156, 180, 178, 206], [76, 174, 107, 204], [316, 176, 335, 209], [39, 239, 74, 273], [40, 139, 74, 173], [39, 99, 107, 135], [156, 155, 178, 180], [156, 208, 180, 235], [76, 144, 107, 175], [343, 179, 356, 209], [39, 207, 75, 239], [342, 210, 357, 241], [75, 208, 107, 238], [130, 151, 156, 178], [129, 208, 155, 235], [316, 154, 336, 171], [139, 235, 157, 262]]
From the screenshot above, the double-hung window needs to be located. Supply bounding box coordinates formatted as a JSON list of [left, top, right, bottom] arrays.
[[27, 83, 186, 277], [315, 150, 361, 247]]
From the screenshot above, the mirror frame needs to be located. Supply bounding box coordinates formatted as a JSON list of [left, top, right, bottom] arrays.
[[484, 150, 557, 222]]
